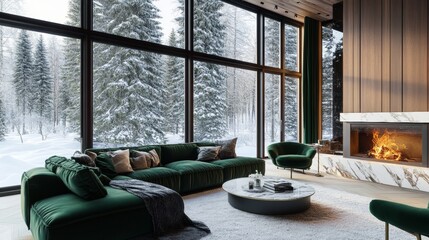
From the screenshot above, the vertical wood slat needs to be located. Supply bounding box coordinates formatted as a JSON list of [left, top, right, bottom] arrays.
[[403, 0, 428, 111], [360, 0, 382, 112], [352, 0, 361, 112], [342, 0, 354, 113], [390, 0, 403, 112], [381, 0, 391, 112]]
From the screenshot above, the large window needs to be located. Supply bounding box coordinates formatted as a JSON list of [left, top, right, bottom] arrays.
[[193, 0, 257, 63], [285, 77, 299, 141], [285, 24, 299, 72], [0, 27, 81, 187], [322, 25, 343, 141], [93, 0, 185, 48], [93, 43, 185, 147], [0, 0, 302, 189], [264, 17, 280, 68], [1, 0, 78, 26], [193, 61, 257, 156], [264, 74, 281, 153]]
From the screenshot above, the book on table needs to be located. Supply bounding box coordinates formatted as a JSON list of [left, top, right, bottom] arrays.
[[263, 179, 292, 188], [263, 184, 293, 192]]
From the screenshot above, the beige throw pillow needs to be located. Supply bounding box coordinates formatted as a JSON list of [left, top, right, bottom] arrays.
[[110, 149, 133, 173], [149, 149, 161, 167], [131, 151, 152, 170]]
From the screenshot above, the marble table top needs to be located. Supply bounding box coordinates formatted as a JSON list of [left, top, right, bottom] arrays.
[[222, 176, 315, 201]]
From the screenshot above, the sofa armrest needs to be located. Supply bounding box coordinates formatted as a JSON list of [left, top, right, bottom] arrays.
[[21, 167, 70, 229]]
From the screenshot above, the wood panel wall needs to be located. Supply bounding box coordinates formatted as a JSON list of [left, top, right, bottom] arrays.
[[343, 0, 429, 113]]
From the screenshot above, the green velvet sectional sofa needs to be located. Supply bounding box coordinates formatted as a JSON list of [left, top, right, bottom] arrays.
[[21, 142, 265, 240]]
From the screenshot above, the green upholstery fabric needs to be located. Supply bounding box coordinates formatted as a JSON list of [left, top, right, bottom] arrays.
[[94, 153, 118, 179], [211, 157, 266, 181], [369, 199, 429, 238], [164, 160, 223, 193], [267, 142, 316, 174], [30, 187, 152, 240], [276, 155, 312, 169], [21, 167, 70, 228], [45, 156, 69, 173], [46, 156, 107, 200], [126, 167, 181, 192], [303, 17, 320, 144], [160, 143, 198, 164]]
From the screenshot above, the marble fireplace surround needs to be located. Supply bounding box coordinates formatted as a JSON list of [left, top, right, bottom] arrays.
[[309, 112, 429, 192]]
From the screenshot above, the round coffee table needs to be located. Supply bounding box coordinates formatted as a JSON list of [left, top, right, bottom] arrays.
[[222, 177, 315, 215]]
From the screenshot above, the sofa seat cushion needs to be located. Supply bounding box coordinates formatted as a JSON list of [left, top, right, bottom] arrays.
[[125, 167, 181, 192], [30, 187, 152, 240], [210, 157, 266, 182], [164, 160, 223, 193], [276, 154, 312, 169]]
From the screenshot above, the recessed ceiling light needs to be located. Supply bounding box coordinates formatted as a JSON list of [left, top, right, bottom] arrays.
[[260, 1, 264, 4], [274, 5, 278, 9]]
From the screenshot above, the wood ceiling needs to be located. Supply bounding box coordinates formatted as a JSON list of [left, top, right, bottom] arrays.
[[242, 0, 342, 22]]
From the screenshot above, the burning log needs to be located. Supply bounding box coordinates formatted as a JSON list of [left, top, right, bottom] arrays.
[[367, 130, 407, 161]]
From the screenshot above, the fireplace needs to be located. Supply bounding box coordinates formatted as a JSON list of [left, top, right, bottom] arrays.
[[343, 122, 428, 167]]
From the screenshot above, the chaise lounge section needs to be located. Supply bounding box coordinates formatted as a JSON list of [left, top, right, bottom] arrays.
[[22, 141, 265, 240]]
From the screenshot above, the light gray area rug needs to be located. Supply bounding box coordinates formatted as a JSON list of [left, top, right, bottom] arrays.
[[182, 186, 419, 240]]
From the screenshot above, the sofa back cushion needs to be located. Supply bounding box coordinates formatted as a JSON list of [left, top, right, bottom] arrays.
[[160, 143, 198, 164], [45, 156, 107, 200]]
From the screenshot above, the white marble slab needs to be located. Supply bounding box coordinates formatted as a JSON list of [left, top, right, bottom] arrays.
[[340, 112, 429, 123], [310, 154, 429, 192]]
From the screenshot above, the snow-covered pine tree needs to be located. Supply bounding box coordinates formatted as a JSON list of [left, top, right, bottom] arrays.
[[33, 35, 53, 140], [191, 0, 227, 141], [0, 97, 6, 141], [264, 18, 280, 143], [13, 30, 33, 135], [59, 0, 80, 133], [165, 29, 184, 135], [93, 0, 166, 145], [321, 26, 334, 139], [284, 25, 299, 141], [48, 38, 63, 134]]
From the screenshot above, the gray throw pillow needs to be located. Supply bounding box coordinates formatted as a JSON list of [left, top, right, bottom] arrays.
[[197, 146, 221, 161], [215, 138, 237, 159]]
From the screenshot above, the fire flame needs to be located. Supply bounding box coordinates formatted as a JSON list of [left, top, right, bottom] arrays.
[[368, 130, 407, 161]]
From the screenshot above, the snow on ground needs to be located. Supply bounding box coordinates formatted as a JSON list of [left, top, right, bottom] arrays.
[[0, 133, 80, 187]]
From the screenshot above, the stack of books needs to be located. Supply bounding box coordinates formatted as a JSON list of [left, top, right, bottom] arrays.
[[263, 179, 293, 193]]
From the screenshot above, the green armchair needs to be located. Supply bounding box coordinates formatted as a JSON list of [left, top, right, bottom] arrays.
[[267, 142, 316, 178], [369, 199, 429, 240]]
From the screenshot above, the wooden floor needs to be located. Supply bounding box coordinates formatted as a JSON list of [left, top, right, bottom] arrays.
[[1, 159, 429, 239]]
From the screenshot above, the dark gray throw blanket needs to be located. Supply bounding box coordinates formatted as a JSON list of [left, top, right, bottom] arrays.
[[110, 179, 210, 239]]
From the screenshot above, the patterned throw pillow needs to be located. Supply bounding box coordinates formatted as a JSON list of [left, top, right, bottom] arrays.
[[110, 149, 133, 173], [131, 151, 152, 170], [130, 149, 161, 170], [71, 151, 96, 167], [197, 146, 221, 161], [86, 151, 97, 162], [215, 138, 238, 159]]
